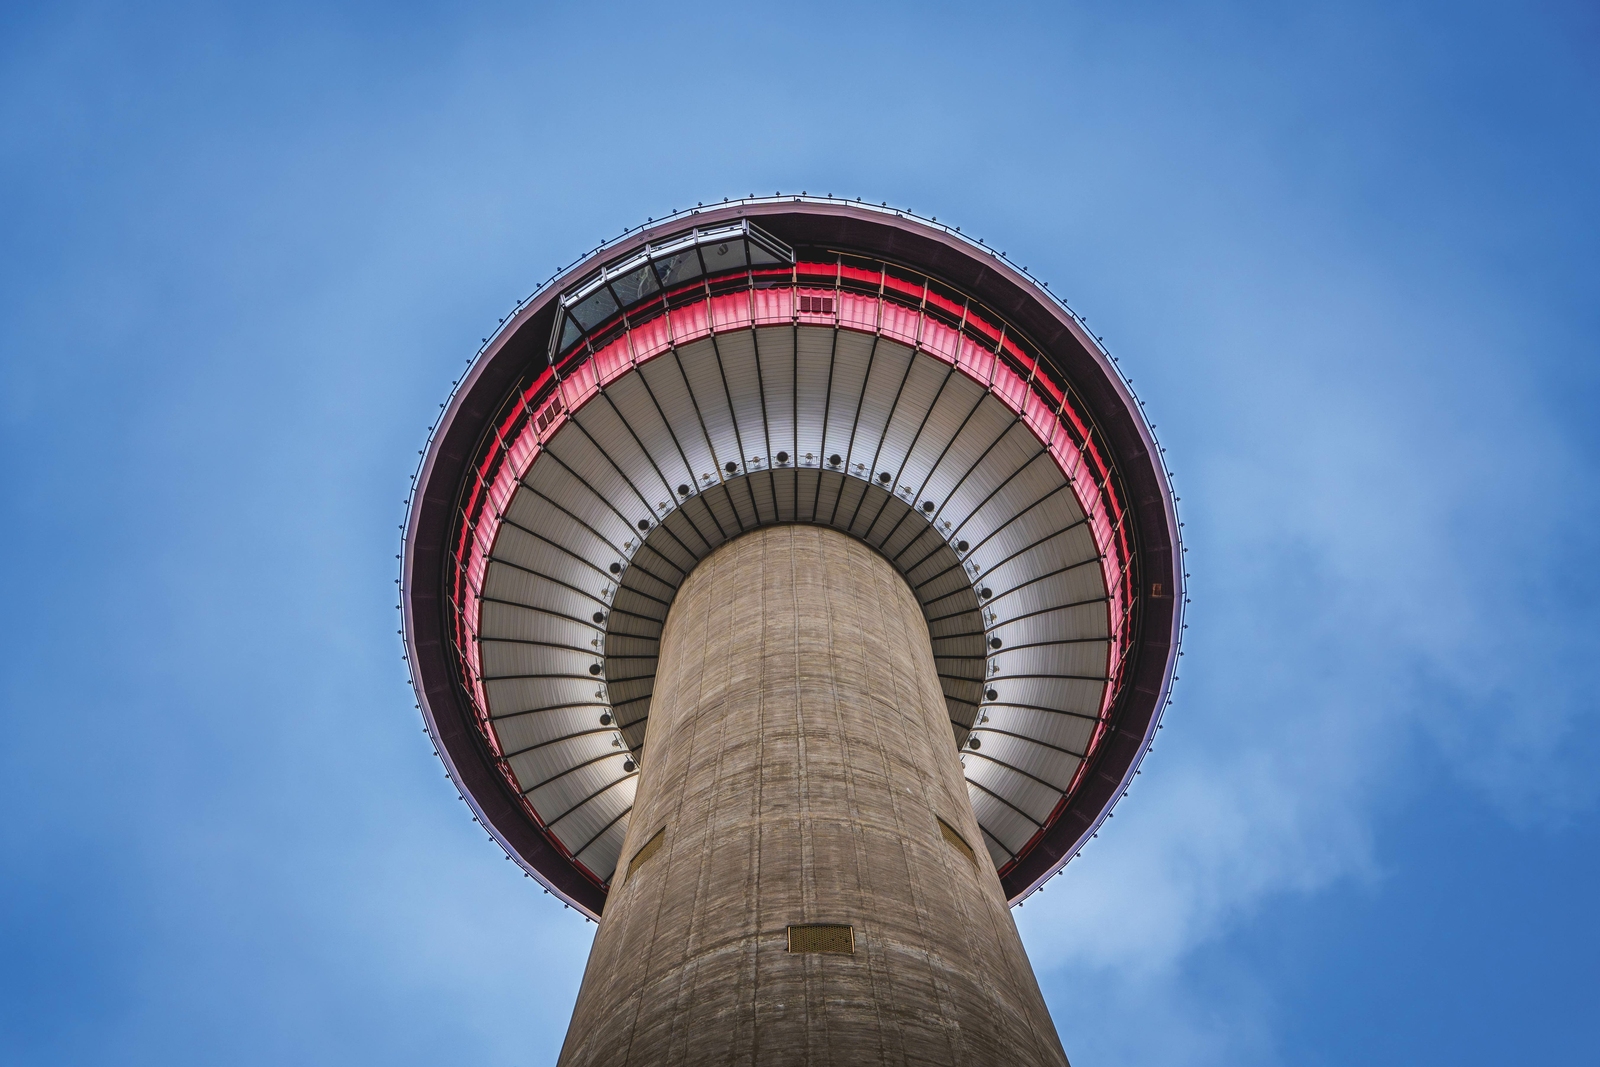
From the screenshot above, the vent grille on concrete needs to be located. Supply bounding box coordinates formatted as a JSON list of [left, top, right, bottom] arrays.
[[939, 817, 977, 865], [787, 924, 855, 954], [625, 828, 665, 882]]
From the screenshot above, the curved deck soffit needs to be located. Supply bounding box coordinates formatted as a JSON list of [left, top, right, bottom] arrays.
[[404, 199, 1183, 920]]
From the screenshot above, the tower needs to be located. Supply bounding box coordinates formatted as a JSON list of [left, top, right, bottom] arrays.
[[402, 199, 1183, 1066]]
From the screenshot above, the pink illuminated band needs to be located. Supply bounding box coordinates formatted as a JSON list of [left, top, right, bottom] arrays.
[[447, 261, 1138, 891]]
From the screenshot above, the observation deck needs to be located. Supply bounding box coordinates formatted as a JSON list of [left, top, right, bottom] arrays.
[[402, 199, 1183, 920]]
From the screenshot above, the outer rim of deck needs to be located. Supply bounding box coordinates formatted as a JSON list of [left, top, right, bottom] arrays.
[[403, 199, 1184, 919]]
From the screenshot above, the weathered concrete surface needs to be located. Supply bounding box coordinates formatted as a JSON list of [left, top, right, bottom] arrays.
[[557, 525, 1069, 1067]]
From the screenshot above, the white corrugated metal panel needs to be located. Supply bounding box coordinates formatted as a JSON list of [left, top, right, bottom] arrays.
[[556, 408, 658, 518], [522, 462, 631, 554], [973, 731, 1076, 791], [553, 779, 633, 860], [980, 706, 1096, 761], [873, 357, 951, 475], [793, 327, 834, 463], [474, 323, 1123, 886], [751, 327, 796, 460], [596, 373, 698, 495], [675, 338, 743, 469], [966, 781, 1037, 857], [633, 358, 719, 481], [845, 341, 915, 470], [713, 330, 768, 461], [819, 330, 875, 458], [491, 706, 606, 755]]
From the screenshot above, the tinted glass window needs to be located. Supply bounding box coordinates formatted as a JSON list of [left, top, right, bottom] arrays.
[[559, 316, 583, 351], [699, 238, 746, 275], [747, 243, 782, 266], [570, 287, 619, 330], [653, 250, 703, 288], [609, 264, 659, 308]]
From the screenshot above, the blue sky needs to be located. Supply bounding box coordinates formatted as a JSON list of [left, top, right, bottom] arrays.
[[2, 2, 1596, 1064]]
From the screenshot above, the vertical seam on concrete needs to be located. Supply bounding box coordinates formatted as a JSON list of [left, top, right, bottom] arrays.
[[747, 532, 766, 1067], [875, 554, 968, 1067], [668, 549, 724, 1066], [631, 580, 681, 1067], [822, 530, 893, 1067], [790, 527, 818, 1066], [617, 542, 705, 1067]]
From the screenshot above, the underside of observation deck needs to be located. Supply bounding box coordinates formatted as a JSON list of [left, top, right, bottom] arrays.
[[403, 200, 1182, 919]]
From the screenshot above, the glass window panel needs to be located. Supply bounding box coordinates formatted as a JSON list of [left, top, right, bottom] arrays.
[[570, 287, 619, 330], [698, 237, 746, 275], [747, 244, 782, 265], [608, 264, 659, 308], [558, 315, 582, 351], [653, 250, 703, 288]]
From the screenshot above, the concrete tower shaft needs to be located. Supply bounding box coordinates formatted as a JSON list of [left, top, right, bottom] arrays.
[[558, 525, 1068, 1067], [403, 200, 1186, 1066]]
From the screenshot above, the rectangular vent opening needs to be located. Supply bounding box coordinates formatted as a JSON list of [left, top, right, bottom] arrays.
[[534, 394, 564, 435], [939, 817, 977, 866], [626, 827, 665, 881], [798, 295, 834, 314], [787, 924, 855, 954]]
